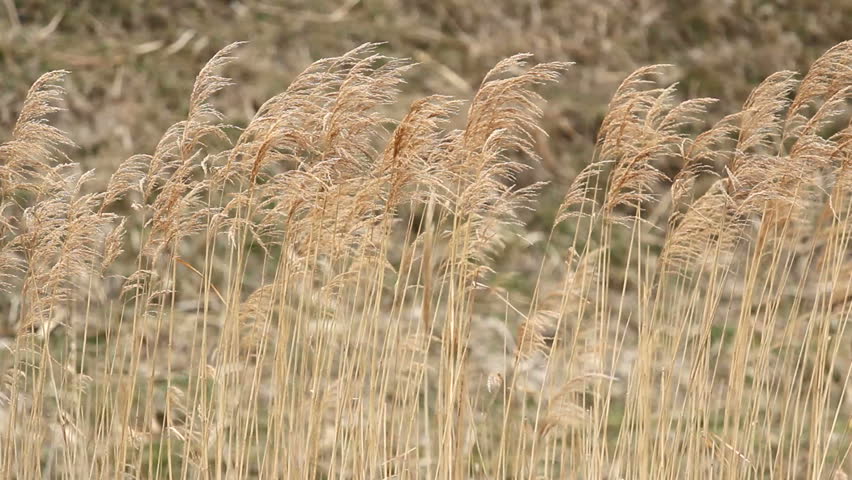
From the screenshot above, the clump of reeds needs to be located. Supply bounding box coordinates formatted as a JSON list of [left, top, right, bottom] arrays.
[[0, 40, 850, 479]]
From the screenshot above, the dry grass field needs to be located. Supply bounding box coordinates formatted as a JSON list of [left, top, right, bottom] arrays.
[[1, 2, 852, 479]]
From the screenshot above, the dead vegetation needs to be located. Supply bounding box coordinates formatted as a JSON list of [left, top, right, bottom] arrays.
[[0, 37, 851, 479]]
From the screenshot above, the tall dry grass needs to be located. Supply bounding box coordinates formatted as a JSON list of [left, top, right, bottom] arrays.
[[0, 40, 850, 479]]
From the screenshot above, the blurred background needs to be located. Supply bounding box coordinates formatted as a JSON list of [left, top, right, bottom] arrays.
[[4, 0, 851, 170]]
